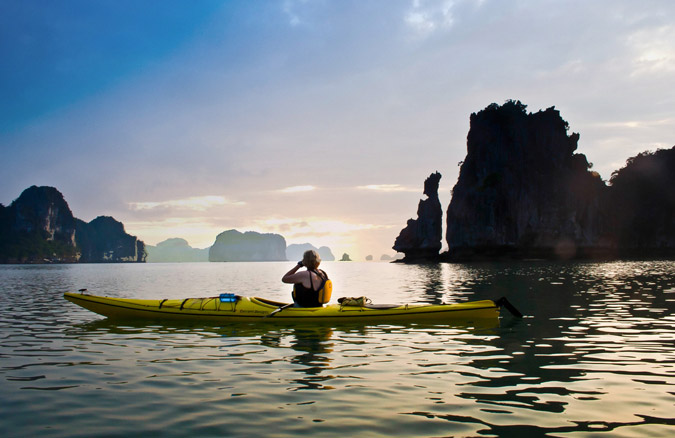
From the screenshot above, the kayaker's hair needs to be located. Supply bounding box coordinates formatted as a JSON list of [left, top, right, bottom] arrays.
[[302, 250, 321, 269]]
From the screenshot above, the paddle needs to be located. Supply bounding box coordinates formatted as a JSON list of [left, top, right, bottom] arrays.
[[263, 302, 294, 318], [495, 297, 523, 318]]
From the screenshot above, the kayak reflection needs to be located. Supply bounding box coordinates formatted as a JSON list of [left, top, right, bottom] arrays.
[[261, 326, 335, 391]]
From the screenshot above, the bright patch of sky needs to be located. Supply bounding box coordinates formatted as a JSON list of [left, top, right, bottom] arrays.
[[1, 0, 674, 258]]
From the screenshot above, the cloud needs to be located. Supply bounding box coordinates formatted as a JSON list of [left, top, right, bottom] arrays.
[[589, 118, 675, 130], [627, 25, 675, 76], [405, 0, 457, 35], [357, 184, 418, 192], [278, 185, 317, 193], [254, 217, 390, 236], [129, 195, 244, 211], [282, 0, 304, 26]]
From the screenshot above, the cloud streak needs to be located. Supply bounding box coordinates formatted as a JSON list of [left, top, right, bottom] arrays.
[[357, 184, 419, 192], [129, 196, 245, 212], [278, 185, 317, 193]]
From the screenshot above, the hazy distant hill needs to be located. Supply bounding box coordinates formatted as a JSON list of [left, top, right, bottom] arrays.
[[145, 238, 209, 262], [209, 230, 287, 262], [286, 243, 335, 261]]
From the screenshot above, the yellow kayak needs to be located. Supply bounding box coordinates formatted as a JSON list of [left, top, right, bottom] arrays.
[[64, 291, 518, 324]]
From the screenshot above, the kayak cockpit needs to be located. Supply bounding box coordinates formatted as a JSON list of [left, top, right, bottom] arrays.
[[250, 297, 291, 307]]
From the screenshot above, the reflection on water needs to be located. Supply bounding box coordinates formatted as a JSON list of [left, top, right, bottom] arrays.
[[0, 261, 674, 437]]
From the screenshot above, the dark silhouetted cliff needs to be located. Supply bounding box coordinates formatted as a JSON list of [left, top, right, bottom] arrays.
[[445, 101, 607, 259], [76, 216, 146, 262], [0, 186, 78, 262], [0, 186, 146, 263], [393, 172, 443, 260], [605, 147, 675, 256], [209, 230, 287, 262]]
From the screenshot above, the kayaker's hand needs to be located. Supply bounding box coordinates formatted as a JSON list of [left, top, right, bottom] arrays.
[[297, 261, 303, 266]]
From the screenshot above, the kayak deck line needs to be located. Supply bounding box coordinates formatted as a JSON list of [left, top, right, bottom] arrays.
[[64, 291, 511, 323]]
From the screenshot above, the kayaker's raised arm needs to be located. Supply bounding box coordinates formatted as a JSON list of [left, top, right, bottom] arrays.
[[282, 261, 305, 284]]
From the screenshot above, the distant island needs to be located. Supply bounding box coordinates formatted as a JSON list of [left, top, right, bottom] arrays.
[[0, 186, 145, 263], [394, 100, 675, 262], [145, 238, 209, 262], [286, 243, 335, 261], [145, 238, 339, 263], [209, 229, 287, 262]]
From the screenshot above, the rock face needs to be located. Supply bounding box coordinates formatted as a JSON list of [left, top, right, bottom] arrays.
[[605, 147, 675, 256], [340, 253, 352, 261], [0, 186, 78, 262], [393, 172, 443, 260], [0, 186, 145, 263], [76, 216, 146, 263], [286, 243, 335, 262], [209, 230, 287, 262], [145, 238, 209, 262], [446, 101, 606, 259]]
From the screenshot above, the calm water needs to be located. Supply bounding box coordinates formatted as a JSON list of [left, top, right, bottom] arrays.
[[1, 261, 674, 437]]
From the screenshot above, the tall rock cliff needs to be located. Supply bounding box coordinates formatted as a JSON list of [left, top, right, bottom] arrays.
[[76, 216, 146, 263], [606, 146, 675, 256], [446, 101, 606, 259], [393, 172, 443, 260], [0, 186, 146, 263], [209, 230, 287, 262], [0, 186, 79, 262]]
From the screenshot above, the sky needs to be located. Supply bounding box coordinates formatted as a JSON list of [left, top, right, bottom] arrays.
[[1, 0, 674, 260]]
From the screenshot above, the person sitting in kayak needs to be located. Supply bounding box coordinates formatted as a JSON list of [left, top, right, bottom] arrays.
[[282, 250, 332, 307]]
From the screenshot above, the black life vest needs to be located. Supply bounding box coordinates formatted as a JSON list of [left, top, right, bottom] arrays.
[[292, 269, 332, 307]]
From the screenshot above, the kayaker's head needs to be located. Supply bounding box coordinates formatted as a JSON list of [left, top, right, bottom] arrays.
[[302, 250, 321, 270]]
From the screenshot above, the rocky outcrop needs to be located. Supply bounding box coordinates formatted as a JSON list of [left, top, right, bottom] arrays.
[[445, 101, 607, 260], [145, 238, 209, 262], [76, 216, 146, 263], [0, 186, 79, 262], [286, 243, 335, 262], [0, 186, 145, 263], [605, 147, 675, 256], [393, 172, 443, 260], [209, 230, 287, 262], [340, 253, 352, 261]]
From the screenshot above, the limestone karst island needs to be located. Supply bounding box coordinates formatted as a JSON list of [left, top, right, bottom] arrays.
[[2, 101, 673, 264], [394, 101, 675, 262]]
